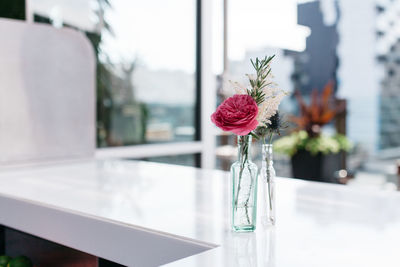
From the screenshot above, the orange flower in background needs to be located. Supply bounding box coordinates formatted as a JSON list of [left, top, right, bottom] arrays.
[[291, 81, 343, 137]]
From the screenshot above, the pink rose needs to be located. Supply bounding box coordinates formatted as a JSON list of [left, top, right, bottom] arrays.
[[211, 94, 259, 135]]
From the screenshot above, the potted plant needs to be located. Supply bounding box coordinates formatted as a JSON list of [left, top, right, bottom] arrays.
[[274, 82, 351, 183]]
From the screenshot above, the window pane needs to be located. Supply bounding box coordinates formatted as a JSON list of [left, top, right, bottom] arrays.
[[31, 0, 197, 147]]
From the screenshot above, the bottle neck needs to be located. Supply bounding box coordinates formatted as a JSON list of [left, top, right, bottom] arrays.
[[262, 144, 273, 166], [237, 135, 252, 162]]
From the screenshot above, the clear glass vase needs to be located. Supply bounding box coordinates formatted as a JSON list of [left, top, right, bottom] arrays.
[[231, 135, 258, 232], [261, 144, 276, 225]]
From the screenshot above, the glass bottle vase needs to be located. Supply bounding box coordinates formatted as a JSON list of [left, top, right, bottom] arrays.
[[231, 135, 258, 232], [261, 144, 276, 225]]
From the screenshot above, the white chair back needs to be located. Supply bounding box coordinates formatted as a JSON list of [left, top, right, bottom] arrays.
[[0, 19, 95, 166]]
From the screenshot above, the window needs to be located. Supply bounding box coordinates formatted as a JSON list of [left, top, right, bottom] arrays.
[[19, 0, 217, 167], [30, 0, 198, 147]]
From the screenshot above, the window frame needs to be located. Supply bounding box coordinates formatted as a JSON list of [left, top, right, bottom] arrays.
[[94, 0, 216, 169]]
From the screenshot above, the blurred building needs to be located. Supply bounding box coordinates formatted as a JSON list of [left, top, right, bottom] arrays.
[[286, 0, 340, 95], [376, 1, 400, 149], [337, 0, 400, 152], [336, 0, 379, 153]]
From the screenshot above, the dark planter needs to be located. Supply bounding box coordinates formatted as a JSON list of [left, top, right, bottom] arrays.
[[291, 150, 342, 183]]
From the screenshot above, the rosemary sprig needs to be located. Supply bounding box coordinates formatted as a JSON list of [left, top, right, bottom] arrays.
[[247, 55, 275, 105]]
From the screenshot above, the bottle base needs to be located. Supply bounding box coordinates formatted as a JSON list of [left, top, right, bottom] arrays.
[[232, 225, 256, 232]]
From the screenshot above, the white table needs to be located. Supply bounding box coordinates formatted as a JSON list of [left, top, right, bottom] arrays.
[[0, 160, 398, 266]]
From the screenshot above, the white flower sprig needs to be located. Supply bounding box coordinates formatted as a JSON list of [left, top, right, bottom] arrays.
[[257, 87, 287, 126]]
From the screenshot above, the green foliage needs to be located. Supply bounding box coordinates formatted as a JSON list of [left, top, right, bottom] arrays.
[[7, 256, 32, 267], [0, 255, 11, 267], [273, 131, 352, 156], [334, 133, 352, 152], [0, 255, 32, 267], [247, 55, 275, 105]]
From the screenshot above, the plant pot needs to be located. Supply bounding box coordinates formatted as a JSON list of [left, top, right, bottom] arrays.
[[291, 150, 342, 183]]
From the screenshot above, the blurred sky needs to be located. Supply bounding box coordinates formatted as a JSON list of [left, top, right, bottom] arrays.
[[32, 0, 309, 73], [227, 0, 309, 60]]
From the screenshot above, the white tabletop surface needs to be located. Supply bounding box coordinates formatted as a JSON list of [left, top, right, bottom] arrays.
[[0, 160, 399, 266]]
